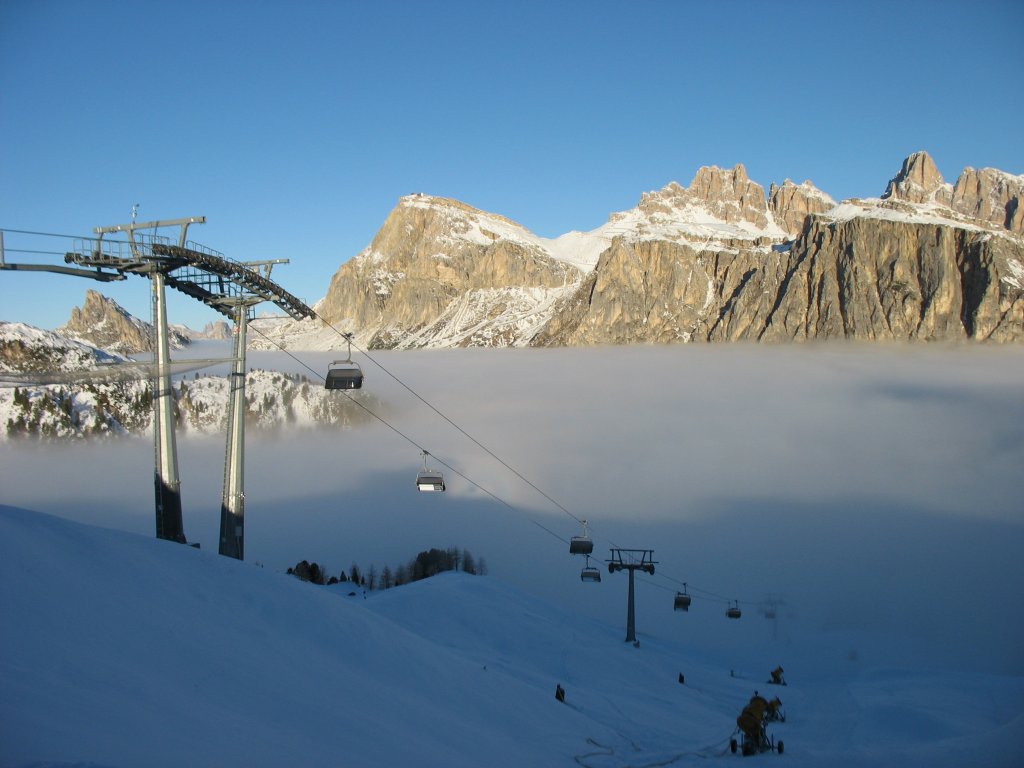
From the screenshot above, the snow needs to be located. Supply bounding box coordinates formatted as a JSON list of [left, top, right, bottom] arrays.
[[824, 199, 991, 232], [0, 322, 126, 373], [1, 504, 1021, 767], [1003, 258, 1024, 290], [396, 189, 790, 277], [2, 344, 1023, 767], [779, 179, 836, 205]]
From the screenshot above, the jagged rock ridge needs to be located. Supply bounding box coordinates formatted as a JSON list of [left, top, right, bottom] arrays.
[[253, 152, 1023, 348], [59, 289, 191, 353], [883, 151, 1024, 234]]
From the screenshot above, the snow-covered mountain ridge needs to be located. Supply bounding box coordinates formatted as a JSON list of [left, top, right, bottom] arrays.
[[256, 152, 1023, 350], [0, 321, 378, 440], [58, 288, 193, 353]]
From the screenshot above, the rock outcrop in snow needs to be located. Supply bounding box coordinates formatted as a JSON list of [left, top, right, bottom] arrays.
[[59, 289, 190, 353]]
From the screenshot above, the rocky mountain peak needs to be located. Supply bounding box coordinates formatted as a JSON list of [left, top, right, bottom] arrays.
[[58, 289, 189, 353], [768, 179, 835, 236], [951, 165, 1024, 234], [199, 321, 232, 340], [638, 164, 772, 230], [881, 151, 1024, 235], [882, 151, 954, 205]]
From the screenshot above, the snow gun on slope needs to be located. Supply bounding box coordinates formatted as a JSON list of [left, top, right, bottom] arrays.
[[730, 691, 784, 756]]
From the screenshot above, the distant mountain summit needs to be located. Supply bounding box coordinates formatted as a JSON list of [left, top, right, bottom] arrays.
[[58, 289, 191, 353], [882, 150, 1024, 233], [56, 290, 233, 352], [253, 152, 1022, 348]]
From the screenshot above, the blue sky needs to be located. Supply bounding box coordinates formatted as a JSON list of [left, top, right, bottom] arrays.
[[2, 0, 1021, 330]]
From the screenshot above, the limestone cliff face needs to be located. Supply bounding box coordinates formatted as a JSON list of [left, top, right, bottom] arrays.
[[950, 166, 1024, 234], [317, 195, 581, 348], [534, 215, 1023, 345], [59, 289, 190, 353], [533, 239, 789, 345], [769, 180, 835, 236], [759, 216, 1023, 342]]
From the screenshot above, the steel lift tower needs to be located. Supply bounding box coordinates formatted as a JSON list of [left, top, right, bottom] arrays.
[[208, 260, 290, 561], [87, 217, 205, 543], [64, 218, 314, 555], [607, 549, 658, 643]]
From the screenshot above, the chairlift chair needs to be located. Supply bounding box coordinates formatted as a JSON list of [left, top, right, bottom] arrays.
[[415, 450, 446, 492], [569, 519, 594, 556], [726, 600, 742, 619], [324, 332, 363, 390], [325, 361, 363, 390], [580, 555, 601, 583], [674, 584, 692, 612]]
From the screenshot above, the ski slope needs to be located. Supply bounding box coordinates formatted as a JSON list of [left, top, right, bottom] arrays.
[[1, 504, 1021, 768]]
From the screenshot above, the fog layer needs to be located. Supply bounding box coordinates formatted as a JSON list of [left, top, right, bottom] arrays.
[[2, 344, 1021, 675]]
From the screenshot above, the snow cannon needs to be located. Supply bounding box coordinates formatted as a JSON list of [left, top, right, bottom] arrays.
[[730, 692, 784, 757]]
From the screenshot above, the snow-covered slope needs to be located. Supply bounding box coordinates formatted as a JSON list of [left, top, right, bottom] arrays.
[[0, 324, 379, 439], [0, 321, 127, 374], [1, 504, 1021, 768]]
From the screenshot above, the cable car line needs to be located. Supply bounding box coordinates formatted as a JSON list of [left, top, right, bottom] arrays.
[[246, 321, 767, 614], [306, 311, 587, 526], [4, 248, 71, 257], [0, 227, 89, 239], [247, 322, 571, 548]]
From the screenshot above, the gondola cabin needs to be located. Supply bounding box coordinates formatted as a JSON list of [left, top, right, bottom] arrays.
[[416, 471, 445, 492], [325, 361, 363, 390], [726, 601, 742, 619], [580, 565, 601, 583], [674, 591, 692, 611]]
